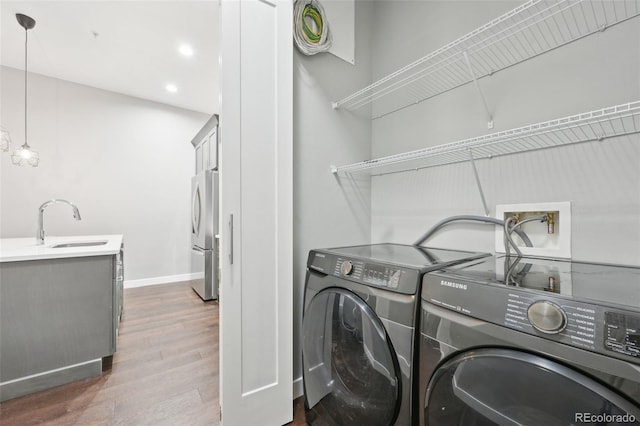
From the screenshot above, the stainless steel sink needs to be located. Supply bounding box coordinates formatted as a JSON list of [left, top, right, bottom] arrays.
[[50, 241, 108, 248]]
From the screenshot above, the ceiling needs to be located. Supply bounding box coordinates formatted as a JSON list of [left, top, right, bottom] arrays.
[[1, 1, 219, 115]]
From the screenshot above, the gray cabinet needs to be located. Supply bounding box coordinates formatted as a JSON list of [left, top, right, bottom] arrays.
[[192, 114, 219, 173], [114, 243, 124, 339], [195, 128, 218, 173], [0, 254, 120, 401]]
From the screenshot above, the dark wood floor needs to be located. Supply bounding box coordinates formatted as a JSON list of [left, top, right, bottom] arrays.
[[0, 281, 307, 426]]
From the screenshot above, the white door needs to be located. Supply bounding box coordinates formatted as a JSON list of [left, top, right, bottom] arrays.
[[218, 0, 293, 425]]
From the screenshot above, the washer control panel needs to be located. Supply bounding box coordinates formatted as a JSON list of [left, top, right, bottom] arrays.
[[334, 258, 364, 280], [527, 301, 567, 334], [307, 250, 421, 295], [340, 260, 355, 276], [334, 258, 403, 288], [423, 273, 640, 361], [325, 257, 417, 295], [361, 262, 403, 289]]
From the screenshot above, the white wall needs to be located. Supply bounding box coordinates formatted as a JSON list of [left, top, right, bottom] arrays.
[[0, 66, 210, 281], [369, 1, 640, 265], [292, 1, 374, 393]]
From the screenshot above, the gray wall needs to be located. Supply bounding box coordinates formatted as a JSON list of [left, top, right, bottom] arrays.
[[293, 1, 374, 387], [0, 66, 210, 281], [369, 1, 640, 265]]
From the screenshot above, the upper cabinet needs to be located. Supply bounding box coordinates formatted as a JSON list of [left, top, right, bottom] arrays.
[[192, 114, 219, 173], [332, 0, 640, 120]]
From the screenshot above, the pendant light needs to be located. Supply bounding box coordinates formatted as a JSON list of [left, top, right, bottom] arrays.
[[11, 13, 39, 167]]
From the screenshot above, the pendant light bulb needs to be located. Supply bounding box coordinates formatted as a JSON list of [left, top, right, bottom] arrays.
[[11, 145, 39, 166], [13, 13, 39, 167]]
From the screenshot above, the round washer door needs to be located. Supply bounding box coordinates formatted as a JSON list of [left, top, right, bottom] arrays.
[[302, 288, 401, 426], [424, 348, 640, 425]]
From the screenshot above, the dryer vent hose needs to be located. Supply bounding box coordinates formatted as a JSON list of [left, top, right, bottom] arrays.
[[413, 215, 533, 247]]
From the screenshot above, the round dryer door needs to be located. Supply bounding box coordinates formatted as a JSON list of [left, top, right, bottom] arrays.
[[302, 288, 401, 425], [424, 348, 640, 425]]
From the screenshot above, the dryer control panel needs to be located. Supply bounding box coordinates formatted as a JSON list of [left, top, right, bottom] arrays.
[[605, 312, 640, 358]]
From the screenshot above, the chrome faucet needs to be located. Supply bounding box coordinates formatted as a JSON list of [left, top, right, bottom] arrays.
[[37, 199, 82, 245]]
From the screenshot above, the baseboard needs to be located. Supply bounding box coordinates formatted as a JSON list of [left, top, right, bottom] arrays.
[[293, 376, 303, 399], [124, 272, 204, 289], [0, 359, 102, 402]]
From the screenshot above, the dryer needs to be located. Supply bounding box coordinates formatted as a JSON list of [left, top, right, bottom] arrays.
[[302, 243, 488, 425], [419, 254, 640, 425]]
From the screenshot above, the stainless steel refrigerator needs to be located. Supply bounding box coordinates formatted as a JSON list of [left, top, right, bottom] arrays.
[[191, 170, 219, 300]]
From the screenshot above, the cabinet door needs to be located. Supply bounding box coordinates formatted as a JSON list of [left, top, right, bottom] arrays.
[[202, 136, 210, 171], [207, 130, 218, 170], [0, 257, 114, 382], [195, 144, 203, 174], [219, 0, 293, 424]]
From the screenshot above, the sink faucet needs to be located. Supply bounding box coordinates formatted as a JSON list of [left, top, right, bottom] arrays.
[[37, 199, 82, 245]]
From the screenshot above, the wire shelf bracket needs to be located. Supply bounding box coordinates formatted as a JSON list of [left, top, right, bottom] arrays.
[[463, 51, 494, 129], [468, 149, 491, 216], [331, 101, 640, 176], [332, 0, 640, 119]]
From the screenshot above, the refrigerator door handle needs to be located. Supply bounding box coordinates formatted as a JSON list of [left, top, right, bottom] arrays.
[[192, 246, 205, 255], [192, 183, 201, 236]]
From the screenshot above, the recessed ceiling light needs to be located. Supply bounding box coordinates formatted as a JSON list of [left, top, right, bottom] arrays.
[[166, 84, 178, 93], [179, 44, 194, 57]]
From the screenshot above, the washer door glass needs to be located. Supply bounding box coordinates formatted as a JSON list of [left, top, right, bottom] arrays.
[[425, 348, 640, 426], [302, 288, 401, 425]]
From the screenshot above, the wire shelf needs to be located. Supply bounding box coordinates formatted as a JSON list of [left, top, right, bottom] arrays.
[[332, 0, 640, 119], [331, 101, 640, 176]]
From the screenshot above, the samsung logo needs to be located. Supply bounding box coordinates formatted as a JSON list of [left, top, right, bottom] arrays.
[[440, 280, 468, 290]]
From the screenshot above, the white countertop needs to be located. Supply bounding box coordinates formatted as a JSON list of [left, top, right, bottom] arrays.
[[0, 235, 123, 262]]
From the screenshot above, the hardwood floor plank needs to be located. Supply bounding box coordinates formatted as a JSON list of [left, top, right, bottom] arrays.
[[113, 389, 203, 426], [113, 373, 215, 420], [101, 352, 204, 389], [108, 350, 163, 370], [160, 335, 218, 360]]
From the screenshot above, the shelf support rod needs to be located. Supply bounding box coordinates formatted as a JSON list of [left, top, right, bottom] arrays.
[[468, 149, 490, 216], [463, 51, 493, 129]]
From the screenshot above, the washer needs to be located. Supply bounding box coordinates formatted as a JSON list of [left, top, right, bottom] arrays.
[[302, 243, 488, 425], [419, 254, 640, 425]]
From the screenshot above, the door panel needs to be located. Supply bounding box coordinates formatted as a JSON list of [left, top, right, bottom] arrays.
[[302, 288, 401, 426], [219, 0, 293, 424], [425, 348, 640, 425]]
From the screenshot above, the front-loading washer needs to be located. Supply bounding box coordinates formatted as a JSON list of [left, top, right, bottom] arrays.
[[301, 243, 488, 425], [419, 254, 640, 425]]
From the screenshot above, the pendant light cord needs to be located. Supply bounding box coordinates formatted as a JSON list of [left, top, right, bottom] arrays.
[[11, 13, 39, 167], [24, 26, 28, 147]]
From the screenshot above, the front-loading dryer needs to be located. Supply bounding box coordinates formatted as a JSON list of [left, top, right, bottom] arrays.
[[419, 254, 640, 425], [301, 243, 488, 425]]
